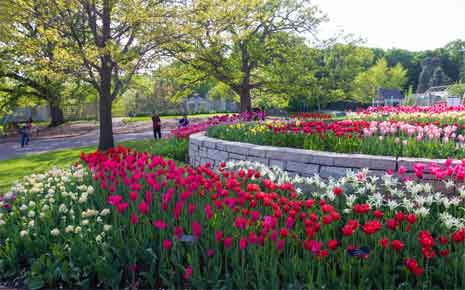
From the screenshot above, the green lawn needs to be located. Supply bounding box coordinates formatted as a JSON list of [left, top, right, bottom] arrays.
[[122, 112, 231, 123], [0, 138, 188, 194]]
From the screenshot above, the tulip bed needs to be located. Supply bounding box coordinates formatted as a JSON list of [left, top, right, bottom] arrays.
[[171, 111, 265, 139], [208, 119, 465, 159], [1, 146, 464, 289], [348, 104, 465, 126]]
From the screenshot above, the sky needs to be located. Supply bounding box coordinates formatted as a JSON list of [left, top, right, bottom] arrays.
[[312, 0, 465, 51]]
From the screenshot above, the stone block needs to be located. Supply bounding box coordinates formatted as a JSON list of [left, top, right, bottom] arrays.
[[203, 140, 217, 149], [265, 147, 313, 163], [334, 154, 371, 168], [227, 142, 254, 156], [308, 151, 336, 166], [286, 161, 319, 176], [207, 149, 228, 162], [247, 146, 268, 158], [248, 156, 268, 165], [215, 140, 229, 151], [229, 153, 246, 160], [269, 159, 286, 169], [369, 156, 397, 170], [319, 166, 350, 178]]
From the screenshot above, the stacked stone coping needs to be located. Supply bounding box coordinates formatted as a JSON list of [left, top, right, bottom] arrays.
[[189, 132, 458, 179]]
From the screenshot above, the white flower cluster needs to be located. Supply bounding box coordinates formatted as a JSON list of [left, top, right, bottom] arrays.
[[0, 166, 112, 245], [223, 160, 465, 230]]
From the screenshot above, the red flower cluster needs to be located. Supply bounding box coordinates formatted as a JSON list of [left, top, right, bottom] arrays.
[[357, 103, 465, 115], [80, 146, 465, 281], [290, 112, 332, 120], [171, 111, 265, 138]]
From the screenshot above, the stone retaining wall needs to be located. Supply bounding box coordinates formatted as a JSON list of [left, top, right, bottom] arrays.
[[189, 132, 455, 178]]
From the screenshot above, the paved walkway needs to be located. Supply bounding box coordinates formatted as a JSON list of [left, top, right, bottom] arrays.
[[0, 128, 170, 161]]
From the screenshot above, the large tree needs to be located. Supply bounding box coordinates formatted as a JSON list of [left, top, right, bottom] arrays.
[[164, 0, 325, 112], [0, 1, 69, 126], [30, 0, 168, 150]]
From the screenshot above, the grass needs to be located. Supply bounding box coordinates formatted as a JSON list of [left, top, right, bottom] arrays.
[[122, 112, 231, 124], [0, 138, 188, 194]]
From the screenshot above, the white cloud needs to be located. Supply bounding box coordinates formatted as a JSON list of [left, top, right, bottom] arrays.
[[312, 0, 465, 51]]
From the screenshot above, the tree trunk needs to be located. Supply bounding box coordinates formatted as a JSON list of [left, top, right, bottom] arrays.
[[239, 87, 252, 112], [98, 89, 114, 151], [97, 0, 115, 151], [48, 101, 65, 127]]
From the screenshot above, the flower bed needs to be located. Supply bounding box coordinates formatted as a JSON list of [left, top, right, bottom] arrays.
[[1, 146, 464, 289], [290, 112, 333, 120], [207, 120, 465, 159], [170, 111, 265, 139], [348, 104, 465, 126]]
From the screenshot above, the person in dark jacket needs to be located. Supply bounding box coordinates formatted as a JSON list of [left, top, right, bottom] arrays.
[[178, 114, 189, 127], [19, 125, 29, 147], [152, 113, 161, 139]]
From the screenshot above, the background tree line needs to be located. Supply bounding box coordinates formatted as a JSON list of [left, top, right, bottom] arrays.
[[0, 0, 464, 149]]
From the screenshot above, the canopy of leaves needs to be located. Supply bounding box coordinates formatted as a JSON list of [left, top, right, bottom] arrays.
[[353, 58, 408, 103]]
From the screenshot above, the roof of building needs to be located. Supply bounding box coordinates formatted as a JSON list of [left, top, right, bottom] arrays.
[[377, 88, 404, 99]]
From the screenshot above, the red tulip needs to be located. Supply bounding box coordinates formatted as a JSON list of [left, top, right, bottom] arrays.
[[328, 239, 338, 250], [174, 226, 183, 239], [239, 238, 248, 250], [224, 237, 233, 248], [153, 219, 167, 230], [332, 186, 343, 196], [108, 195, 123, 206], [130, 214, 138, 225], [129, 191, 138, 201], [362, 220, 382, 235], [386, 219, 397, 230], [391, 240, 404, 252], [373, 210, 384, 219], [407, 213, 416, 224], [138, 201, 149, 215], [163, 239, 173, 250], [207, 249, 215, 257], [183, 266, 192, 280], [418, 230, 435, 248], [215, 231, 223, 241], [116, 202, 129, 213], [192, 221, 202, 239], [440, 249, 449, 257]]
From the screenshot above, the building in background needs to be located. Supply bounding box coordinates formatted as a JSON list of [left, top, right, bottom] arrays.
[[372, 88, 404, 106]]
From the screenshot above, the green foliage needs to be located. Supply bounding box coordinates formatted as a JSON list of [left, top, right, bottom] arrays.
[[447, 83, 465, 98], [353, 58, 408, 103], [164, 0, 326, 111], [403, 86, 416, 106]]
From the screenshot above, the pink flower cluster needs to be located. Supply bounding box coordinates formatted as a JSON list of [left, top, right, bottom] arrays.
[[358, 104, 465, 115], [362, 121, 463, 143], [171, 111, 265, 138]]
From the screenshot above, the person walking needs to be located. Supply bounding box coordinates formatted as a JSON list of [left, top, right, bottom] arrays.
[[152, 113, 161, 140], [25, 117, 33, 142], [18, 125, 29, 147], [178, 114, 189, 128]]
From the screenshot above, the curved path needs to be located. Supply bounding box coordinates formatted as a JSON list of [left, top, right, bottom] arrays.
[[0, 128, 169, 161]]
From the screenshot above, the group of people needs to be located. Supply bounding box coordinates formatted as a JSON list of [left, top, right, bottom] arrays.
[[151, 113, 189, 140], [18, 117, 33, 148]]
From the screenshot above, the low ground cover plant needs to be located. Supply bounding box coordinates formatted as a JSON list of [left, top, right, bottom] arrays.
[[0, 146, 464, 289]]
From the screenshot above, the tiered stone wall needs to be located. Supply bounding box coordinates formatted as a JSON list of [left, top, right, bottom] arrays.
[[189, 132, 455, 178]]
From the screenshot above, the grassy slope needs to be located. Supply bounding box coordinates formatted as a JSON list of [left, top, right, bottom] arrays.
[[0, 138, 188, 194]]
